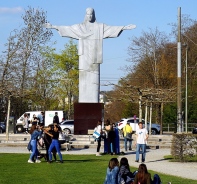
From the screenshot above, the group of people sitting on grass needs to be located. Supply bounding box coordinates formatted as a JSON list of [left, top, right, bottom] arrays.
[[27, 123, 63, 164], [104, 157, 161, 184]]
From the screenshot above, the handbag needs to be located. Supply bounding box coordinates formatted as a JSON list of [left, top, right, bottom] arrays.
[[100, 131, 106, 139], [126, 132, 132, 140], [93, 131, 100, 139]]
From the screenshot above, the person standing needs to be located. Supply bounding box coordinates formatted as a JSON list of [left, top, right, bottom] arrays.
[[23, 113, 29, 134], [104, 119, 111, 154], [44, 124, 63, 163], [123, 122, 133, 152], [108, 126, 116, 155], [43, 125, 57, 162], [31, 114, 38, 125], [134, 164, 152, 184], [94, 120, 102, 156], [37, 112, 44, 125], [27, 124, 43, 163], [135, 122, 148, 163], [53, 112, 60, 124], [112, 123, 120, 155]]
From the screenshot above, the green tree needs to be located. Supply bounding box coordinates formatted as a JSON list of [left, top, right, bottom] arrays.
[[52, 39, 79, 119]]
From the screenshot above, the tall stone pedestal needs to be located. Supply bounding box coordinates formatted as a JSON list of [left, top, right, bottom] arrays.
[[74, 103, 104, 135]]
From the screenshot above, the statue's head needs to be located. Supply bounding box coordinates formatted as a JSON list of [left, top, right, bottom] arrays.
[[84, 7, 96, 23]]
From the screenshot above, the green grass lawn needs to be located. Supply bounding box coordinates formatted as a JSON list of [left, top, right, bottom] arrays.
[[0, 153, 196, 184]]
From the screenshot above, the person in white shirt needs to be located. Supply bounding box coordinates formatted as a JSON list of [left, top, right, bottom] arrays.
[[95, 120, 102, 156], [135, 122, 148, 163]]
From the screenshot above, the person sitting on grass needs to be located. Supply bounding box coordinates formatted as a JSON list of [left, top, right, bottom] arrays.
[[104, 158, 119, 184], [118, 157, 133, 184], [134, 163, 152, 184]]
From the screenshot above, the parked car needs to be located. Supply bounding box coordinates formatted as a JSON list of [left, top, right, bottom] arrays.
[[192, 125, 197, 134], [0, 122, 6, 133], [59, 120, 74, 134], [117, 117, 160, 135]]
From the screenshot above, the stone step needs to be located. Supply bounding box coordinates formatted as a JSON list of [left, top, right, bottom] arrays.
[[0, 134, 172, 149]]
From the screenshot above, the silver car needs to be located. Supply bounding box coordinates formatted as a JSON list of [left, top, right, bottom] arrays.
[[59, 120, 74, 134]]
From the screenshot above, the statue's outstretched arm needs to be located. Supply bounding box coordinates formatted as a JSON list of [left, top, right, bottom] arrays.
[[123, 24, 136, 30], [43, 23, 58, 30]]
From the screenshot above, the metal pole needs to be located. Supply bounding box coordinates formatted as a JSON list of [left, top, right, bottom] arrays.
[[139, 91, 142, 122], [160, 102, 163, 135], [185, 45, 188, 133], [6, 95, 11, 141], [145, 99, 148, 129], [177, 7, 182, 133], [149, 101, 152, 134]]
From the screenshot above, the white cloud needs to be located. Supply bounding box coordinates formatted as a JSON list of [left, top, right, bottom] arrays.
[[0, 7, 23, 14]]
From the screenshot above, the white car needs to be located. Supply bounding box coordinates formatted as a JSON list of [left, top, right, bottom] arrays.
[[117, 117, 160, 135]]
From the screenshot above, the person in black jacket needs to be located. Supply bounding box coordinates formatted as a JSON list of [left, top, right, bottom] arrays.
[[53, 112, 60, 124], [44, 124, 63, 163], [108, 126, 116, 155], [43, 125, 57, 162]]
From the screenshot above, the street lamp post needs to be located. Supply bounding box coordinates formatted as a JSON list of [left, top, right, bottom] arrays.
[[6, 94, 11, 141]]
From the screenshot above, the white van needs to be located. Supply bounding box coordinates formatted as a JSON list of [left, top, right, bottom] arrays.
[[16, 111, 64, 133]]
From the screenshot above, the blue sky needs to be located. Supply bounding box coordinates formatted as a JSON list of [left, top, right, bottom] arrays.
[[0, 0, 197, 91]]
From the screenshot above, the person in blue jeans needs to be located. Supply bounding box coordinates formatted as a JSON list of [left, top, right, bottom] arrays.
[[104, 158, 119, 184], [123, 122, 133, 152], [28, 124, 43, 163], [44, 124, 63, 163], [135, 122, 149, 163]]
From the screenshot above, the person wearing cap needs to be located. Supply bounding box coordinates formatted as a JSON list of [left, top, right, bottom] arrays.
[[135, 122, 149, 163], [123, 121, 133, 152]]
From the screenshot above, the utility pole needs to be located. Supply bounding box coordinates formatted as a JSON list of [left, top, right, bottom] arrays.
[[185, 45, 188, 133], [177, 7, 182, 133]]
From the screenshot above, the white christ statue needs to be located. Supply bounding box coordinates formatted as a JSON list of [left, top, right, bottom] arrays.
[[44, 7, 136, 103]]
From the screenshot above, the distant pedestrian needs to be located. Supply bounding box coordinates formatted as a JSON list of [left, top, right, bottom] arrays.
[[23, 113, 29, 134], [135, 122, 148, 163], [95, 120, 102, 156], [37, 111, 44, 125], [53, 112, 60, 124], [108, 126, 116, 155], [31, 114, 38, 125], [112, 123, 120, 154], [123, 122, 133, 152], [104, 119, 111, 154]]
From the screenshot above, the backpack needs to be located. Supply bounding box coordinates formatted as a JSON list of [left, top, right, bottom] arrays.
[[121, 171, 134, 184], [152, 174, 161, 184], [37, 136, 45, 148]]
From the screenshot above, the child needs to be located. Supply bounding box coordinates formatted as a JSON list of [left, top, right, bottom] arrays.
[[104, 158, 119, 184]]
